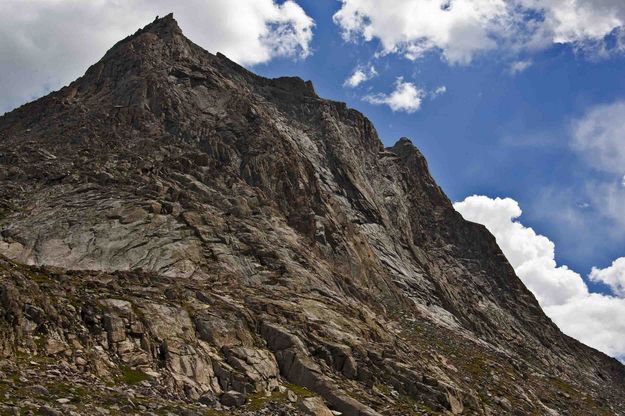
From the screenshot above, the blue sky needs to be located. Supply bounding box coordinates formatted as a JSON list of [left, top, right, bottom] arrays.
[[2, 0, 625, 358]]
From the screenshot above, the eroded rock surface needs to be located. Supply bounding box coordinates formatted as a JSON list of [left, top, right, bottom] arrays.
[[0, 14, 624, 415]]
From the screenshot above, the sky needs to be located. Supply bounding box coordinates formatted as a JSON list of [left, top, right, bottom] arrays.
[[2, 0, 625, 360]]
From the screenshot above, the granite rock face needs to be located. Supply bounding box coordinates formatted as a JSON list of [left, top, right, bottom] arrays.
[[0, 14, 624, 415]]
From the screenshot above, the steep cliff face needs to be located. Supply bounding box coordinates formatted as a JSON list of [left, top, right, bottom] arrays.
[[0, 15, 623, 416]]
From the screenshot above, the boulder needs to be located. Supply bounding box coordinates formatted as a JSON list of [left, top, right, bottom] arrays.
[[38, 406, 62, 416], [198, 391, 217, 406], [220, 390, 247, 407], [298, 397, 335, 416], [103, 314, 125, 343]]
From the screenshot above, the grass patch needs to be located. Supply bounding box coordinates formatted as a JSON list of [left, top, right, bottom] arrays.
[[393, 395, 442, 415], [463, 355, 487, 378], [244, 384, 315, 411], [246, 390, 289, 411], [548, 377, 576, 396], [45, 381, 90, 402], [285, 382, 315, 399], [374, 383, 393, 396], [46, 381, 72, 396], [246, 392, 275, 411], [202, 411, 223, 416], [22, 268, 54, 284], [118, 366, 151, 385]]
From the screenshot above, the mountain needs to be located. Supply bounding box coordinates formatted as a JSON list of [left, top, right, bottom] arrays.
[[0, 14, 623, 416]]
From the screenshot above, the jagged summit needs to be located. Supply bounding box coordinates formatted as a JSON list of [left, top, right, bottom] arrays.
[[103, 13, 179, 53], [148, 12, 179, 32], [125, 12, 182, 41], [0, 15, 624, 416], [1, 13, 318, 139]]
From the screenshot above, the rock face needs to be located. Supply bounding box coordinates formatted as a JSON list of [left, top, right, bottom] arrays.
[[0, 14, 624, 415]]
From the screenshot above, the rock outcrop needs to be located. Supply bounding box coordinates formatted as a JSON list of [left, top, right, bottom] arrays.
[[0, 14, 624, 415]]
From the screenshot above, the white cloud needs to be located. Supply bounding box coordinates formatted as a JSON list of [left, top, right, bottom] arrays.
[[0, 0, 314, 113], [533, 0, 625, 47], [543, 294, 625, 360], [333, 0, 625, 65], [509, 59, 533, 74], [344, 65, 378, 87], [590, 258, 625, 297], [454, 195, 625, 359], [364, 77, 425, 112], [431, 85, 447, 98], [333, 0, 508, 65], [454, 196, 588, 306], [572, 101, 625, 175]]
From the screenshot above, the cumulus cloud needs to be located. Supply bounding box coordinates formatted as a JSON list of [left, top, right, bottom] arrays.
[[364, 77, 425, 112], [333, 0, 625, 65], [572, 100, 625, 175], [454, 196, 588, 306], [363, 79, 448, 111], [543, 294, 625, 360], [333, 0, 507, 64], [590, 258, 625, 297], [0, 0, 314, 113], [344, 65, 378, 87], [454, 195, 625, 359], [535, 0, 625, 47]]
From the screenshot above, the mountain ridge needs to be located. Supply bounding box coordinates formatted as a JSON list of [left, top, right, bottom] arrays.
[[0, 14, 623, 416]]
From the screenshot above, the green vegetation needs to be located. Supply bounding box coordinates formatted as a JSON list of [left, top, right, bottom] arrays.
[[45, 381, 90, 403], [245, 383, 316, 411], [390, 391, 442, 415], [374, 383, 393, 396], [22, 267, 54, 284], [246, 391, 286, 411], [33, 335, 47, 351], [285, 382, 315, 398], [464, 355, 487, 378], [117, 366, 151, 385], [548, 376, 576, 396], [202, 410, 225, 416]]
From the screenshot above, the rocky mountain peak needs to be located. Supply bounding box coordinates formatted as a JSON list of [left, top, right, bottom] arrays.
[[117, 12, 185, 53], [0, 15, 624, 416], [144, 12, 181, 36]]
